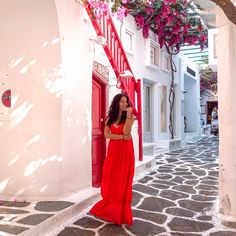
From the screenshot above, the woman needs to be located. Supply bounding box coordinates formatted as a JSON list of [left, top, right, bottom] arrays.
[[211, 107, 218, 120], [90, 93, 135, 225]]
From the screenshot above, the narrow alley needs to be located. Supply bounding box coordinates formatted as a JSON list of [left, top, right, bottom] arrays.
[[56, 137, 236, 236]]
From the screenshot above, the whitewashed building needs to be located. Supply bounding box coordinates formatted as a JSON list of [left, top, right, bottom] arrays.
[[0, 0, 201, 200], [202, 28, 218, 125], [115, 14, 202, 152]]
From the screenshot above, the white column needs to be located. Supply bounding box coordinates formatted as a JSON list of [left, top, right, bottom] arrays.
[[216, 6, 236, 217]]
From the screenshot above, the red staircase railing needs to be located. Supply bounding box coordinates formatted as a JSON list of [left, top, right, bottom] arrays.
[[84, 4, 143, 161]]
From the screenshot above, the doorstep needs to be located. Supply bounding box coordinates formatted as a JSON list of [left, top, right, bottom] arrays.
[[134, 155, 157, 182], [0, 149, 169, 236], [0, 188, 100, 236]]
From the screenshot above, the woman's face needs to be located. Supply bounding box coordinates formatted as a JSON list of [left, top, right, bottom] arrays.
[[119, 96, 128, 111]]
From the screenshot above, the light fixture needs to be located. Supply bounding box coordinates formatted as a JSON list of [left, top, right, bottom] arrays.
[[119, 70, 133, 78], [89, 35, 107, 46]]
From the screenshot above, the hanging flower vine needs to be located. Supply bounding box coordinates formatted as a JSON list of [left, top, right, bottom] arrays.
[[84, 0, 208, 52], [84, 0, 208, 138]]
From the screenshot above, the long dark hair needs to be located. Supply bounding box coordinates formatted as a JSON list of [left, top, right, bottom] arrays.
[[106, 93, 130, 127]]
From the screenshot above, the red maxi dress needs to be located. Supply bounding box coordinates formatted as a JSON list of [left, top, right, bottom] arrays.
[[90, 123, 135, 225]]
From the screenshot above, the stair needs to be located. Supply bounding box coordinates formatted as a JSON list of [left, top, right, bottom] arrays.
[[84, 3, 143, 160], [143, 143, 155, 156], [155, 146, 169, 155]]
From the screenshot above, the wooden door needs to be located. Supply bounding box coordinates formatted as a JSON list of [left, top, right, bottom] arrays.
[[92, 76, 106, 187]]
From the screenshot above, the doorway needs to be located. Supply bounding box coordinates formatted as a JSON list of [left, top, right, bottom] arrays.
[[143, 82, 153, 142], [207, 101, 218, 124], [92, 75, 106, 187]]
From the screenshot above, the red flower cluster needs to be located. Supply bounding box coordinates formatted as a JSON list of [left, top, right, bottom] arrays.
[[124, 0, 207, 51], [86, 0, 207, 52]]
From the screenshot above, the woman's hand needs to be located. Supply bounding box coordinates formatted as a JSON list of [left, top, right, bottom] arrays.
[[126, 107, 133, 118], [123, 134, 131, 140], [123, 107, 134, 135]]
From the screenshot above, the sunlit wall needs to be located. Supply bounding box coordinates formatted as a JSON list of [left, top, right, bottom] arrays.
[[0, 0, 93, 199]]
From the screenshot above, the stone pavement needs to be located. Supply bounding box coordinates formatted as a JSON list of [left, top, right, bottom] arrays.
[[1, 136, 236, 236], [0, 199, 75, 235], [57, 136, 236, 236]]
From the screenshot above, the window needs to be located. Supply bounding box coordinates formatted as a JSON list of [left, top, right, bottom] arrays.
[[150, 41, 160, 67], [187, 67, 196, 77], [124, 29, 134, 54], [162, 52, 171, 72], [150, 45, 157, 66], [160, 86, 167, 132], [208, 29, 217, 68], [144, 84, 151, 132], [173, 85, 177, 136], [145, 39, 160, 68]]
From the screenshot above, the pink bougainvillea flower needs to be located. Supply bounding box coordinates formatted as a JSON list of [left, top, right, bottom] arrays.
[[135, 14, 145, 28], [145, 6, 154, 14], [166, 16, 173, 25], [101, 2, 109, 12], [86, 0, 207, 51], [159, 37, 165, 48], [146, 0, 155, 5], [116, 7, 126, 21], [165, 0, 177, 3], [143, 25, 150, 38]]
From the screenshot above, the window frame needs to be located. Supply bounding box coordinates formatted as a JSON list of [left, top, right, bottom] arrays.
[[145, 38, 161, 69], [160, 85, 167, 133], [123, 28, 135, 55], [162, 51, 171, 73]]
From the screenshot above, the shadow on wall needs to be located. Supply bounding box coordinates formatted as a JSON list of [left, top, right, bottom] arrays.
[[0, 36, 90, 200]]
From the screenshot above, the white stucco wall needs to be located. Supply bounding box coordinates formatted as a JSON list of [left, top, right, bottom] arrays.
[[55, 0, 95, 196], [208, 28, 218, 72], [184, 75, 198, 132], [216, 6, 236, 217], [173, 57, 184, 140], [0, 0, 97, 199], [174, 54, 200, 140], [0, 1, 62, 199]]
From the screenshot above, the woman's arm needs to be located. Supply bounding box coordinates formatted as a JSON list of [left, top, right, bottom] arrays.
[[123, 107, 135, 135], [104, 125, 124, 140]]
